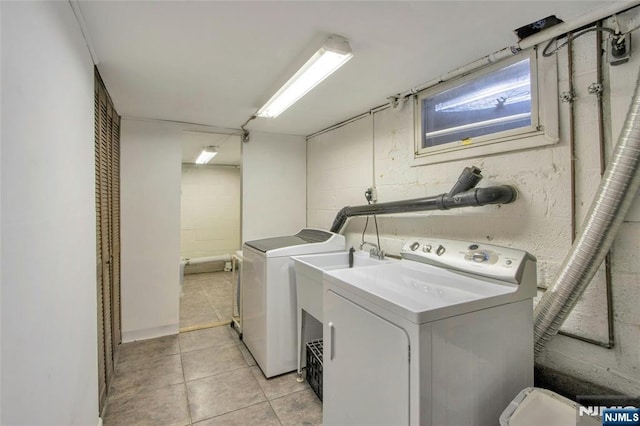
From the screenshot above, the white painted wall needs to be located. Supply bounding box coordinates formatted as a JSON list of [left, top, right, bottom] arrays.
[[120, 119, 181, 342], [180, 165, 240, 258], [242, 132, 306, 243], [1, 2, 99, 424], [0, 2, 3, 420], [307, 9, 640, 395]]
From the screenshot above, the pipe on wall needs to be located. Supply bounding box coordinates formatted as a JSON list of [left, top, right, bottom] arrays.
[[183, 254, 232, 265], [329, 167, 517, 233], [533, 66, 640, 358]]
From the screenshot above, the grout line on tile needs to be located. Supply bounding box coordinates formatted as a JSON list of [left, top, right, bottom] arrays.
[[192, 400, 274, 425], [262, 375, 310, 425], [178, 335, 194, 426], [269, 386, 313, 402], [184, 362, 250, 384], [254, 372, 273, 424], [267, 398, 284, 425], [270, 387, 319, 426]]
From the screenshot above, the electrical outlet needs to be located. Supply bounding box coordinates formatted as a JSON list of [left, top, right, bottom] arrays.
[[608, 33, 631, 66], [370, 187, 378, 202]]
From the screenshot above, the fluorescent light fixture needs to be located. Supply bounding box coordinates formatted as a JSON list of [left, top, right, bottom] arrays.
[[195, 146, 218, 164], [256, 35, 353, 118]]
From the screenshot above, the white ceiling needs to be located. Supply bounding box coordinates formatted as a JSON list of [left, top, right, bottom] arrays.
[[79, 1, 612, 137]]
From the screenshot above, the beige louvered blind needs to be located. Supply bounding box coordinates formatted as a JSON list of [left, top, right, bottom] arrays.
[[94, 76, 107, 409], [111, 115, 122, 354], [95, 68, 121, 413]]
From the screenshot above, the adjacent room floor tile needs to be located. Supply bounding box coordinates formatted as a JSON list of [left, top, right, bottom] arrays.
[[192, 401, 280, 426], [204, 291, 231, 311], [180, 305, 220, 329], [186, 367, 266, 422], [181, 290, 211, 308], [180, 272, 232, 329], [179, 327, 236, 353], [212, 305, 232, 321]]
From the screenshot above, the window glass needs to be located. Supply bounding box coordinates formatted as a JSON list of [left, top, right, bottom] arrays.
[[421, 58, 532, 148]]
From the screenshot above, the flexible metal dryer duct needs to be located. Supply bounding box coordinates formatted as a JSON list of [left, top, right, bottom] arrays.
[[534, 68, 640, 358], [329, 167, 517, 233]]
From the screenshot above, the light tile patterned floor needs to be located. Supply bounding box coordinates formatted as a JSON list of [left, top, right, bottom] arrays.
[[180, 272, 234, 329], [104, 271, 321, 425], [103, 326, 322, 425]]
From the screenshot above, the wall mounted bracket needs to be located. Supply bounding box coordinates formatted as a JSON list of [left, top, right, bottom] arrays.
[[608, 33, 631, 66]]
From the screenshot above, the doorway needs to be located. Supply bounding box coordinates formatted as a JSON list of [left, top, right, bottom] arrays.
[[179, 131, 242, 332]]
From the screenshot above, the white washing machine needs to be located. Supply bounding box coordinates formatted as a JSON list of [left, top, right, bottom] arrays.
[[323, 237, 537, 426], [242, 229, 345, 378]]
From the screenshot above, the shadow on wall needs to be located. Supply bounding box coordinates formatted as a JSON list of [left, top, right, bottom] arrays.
[[342, 211, 532, 246]]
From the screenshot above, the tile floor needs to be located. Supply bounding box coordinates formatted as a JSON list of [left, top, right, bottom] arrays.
[[103, 326, 322, 425], [104, 270, 322, 425], [180, 272, 234, 329]]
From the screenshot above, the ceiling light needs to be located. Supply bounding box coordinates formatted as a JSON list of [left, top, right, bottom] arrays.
[[195, 146, 218, 164], [256, 35, 354, 118]]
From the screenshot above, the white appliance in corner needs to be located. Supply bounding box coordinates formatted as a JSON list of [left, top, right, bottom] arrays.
[[323, 238, 537, 426], [242, 229, 345, 378]]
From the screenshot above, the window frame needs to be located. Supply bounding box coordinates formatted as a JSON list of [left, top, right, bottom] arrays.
[[413, 48, 558, 166]]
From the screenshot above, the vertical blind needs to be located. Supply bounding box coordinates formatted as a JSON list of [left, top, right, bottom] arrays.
[[95, 68, 121, 412]]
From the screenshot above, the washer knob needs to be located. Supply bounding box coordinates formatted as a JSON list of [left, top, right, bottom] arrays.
[[472, 252, 487, 262], [436, 245, 446, 256], [410, 242, 420, 251], [423, 244, 432, 253]]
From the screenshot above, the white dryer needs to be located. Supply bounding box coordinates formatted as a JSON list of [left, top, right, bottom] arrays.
[[323, 237, 537, 426], [242, 229, 345, 378]]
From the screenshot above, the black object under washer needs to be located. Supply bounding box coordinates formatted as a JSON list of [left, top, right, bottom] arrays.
[[306, 339, 323, 401]]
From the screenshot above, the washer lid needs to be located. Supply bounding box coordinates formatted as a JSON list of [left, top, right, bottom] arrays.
[[245, 229, 336, 253], [325, 260, 529, 324]]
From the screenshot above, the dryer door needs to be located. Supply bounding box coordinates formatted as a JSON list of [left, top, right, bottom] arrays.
[[324, 290, 410, 426]]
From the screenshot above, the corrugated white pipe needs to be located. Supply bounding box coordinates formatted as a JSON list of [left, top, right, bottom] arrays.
[[533, 66, 640, 358], [183, 254, 231, 265]]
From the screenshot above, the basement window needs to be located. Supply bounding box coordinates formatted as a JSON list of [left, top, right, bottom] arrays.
[[414, 49, 558, 165]]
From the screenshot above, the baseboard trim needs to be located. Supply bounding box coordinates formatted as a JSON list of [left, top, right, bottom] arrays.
[[121, 323, 179, 343], [97, 416, 103, 426]]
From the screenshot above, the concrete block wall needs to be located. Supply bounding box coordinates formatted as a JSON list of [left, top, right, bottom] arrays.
[[307, 116, 373, 228], [307, 8, 640, 395], [242, 132, 306, 243], [180, 164, 240, 259]]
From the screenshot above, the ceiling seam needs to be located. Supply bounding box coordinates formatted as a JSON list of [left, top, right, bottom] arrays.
[[122, 115, 243, 135], [68, 0, 99, 65]]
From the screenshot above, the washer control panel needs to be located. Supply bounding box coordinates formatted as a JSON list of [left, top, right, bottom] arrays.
[[401, 238, 536, 284]]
